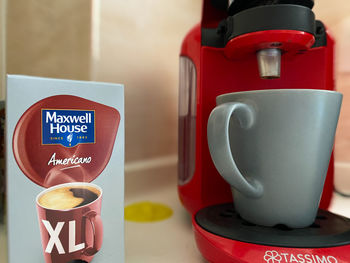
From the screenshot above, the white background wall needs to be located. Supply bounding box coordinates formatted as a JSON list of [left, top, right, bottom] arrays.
[[92, 0, 201, 169]]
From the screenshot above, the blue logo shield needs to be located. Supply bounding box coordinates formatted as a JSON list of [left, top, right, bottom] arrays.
[[42, 109, 95, 147]]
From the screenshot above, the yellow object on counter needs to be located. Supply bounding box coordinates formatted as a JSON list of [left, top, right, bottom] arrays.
[[125, 201, 173, 222]]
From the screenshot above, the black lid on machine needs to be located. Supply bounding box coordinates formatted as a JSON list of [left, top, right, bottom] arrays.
[[228, 0, 314, 15], [202, 1, 326, 48], [224, 4, 315, 42]]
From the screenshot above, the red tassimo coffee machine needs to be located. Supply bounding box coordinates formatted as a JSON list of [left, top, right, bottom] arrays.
[[178, 0, 350, 262]]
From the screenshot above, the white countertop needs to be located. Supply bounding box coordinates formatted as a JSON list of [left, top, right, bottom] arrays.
[[124, 165, 205, 263], [125, 165, 350, 263], [1, 164, 350, 263]]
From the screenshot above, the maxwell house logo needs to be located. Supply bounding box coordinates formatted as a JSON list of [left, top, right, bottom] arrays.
[[42, 109, 95, 147]]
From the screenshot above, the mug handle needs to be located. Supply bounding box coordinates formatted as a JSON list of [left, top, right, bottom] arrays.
[[83, 210, 103, 256], [207, 102, 263, 198]]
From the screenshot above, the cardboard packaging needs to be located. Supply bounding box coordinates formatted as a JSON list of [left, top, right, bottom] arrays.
[[0, 75, 124, 262]]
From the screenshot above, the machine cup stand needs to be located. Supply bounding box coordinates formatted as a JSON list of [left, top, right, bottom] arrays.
[[193, 203, 350, 263]]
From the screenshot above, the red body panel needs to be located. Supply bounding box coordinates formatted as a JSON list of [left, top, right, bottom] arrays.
[[193, 216, 350, 263], [178, 2, 339, 262], [224, 30, 315, 59], [179, 24, 335, 215]]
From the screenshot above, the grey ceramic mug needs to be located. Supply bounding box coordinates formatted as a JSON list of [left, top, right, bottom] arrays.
[[207, 89, 342, 228]]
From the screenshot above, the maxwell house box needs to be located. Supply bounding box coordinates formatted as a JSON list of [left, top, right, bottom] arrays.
[[2, 75, 124, 262]]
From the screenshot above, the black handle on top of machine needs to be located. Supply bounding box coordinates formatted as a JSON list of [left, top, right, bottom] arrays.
[[202, 1, 328, 49], [224, 4, 315, 42], [227, 0, 314, 15]]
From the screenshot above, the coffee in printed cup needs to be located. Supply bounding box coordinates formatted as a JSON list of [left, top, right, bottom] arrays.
[[38, 185, 101, 210]]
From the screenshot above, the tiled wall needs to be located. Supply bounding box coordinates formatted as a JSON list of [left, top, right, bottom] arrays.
[[93, 0, 202, 166], [6, 0, 92, 81]]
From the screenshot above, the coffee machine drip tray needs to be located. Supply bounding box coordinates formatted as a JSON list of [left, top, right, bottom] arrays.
[[194, 203, 350, 263], [195, 203, 350, 248]]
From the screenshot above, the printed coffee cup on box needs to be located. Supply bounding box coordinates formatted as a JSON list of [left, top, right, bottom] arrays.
[[36, 182, 103, 263]]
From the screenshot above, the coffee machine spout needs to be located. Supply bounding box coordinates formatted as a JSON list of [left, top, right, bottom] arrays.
[[256, 48, 281, 79]]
